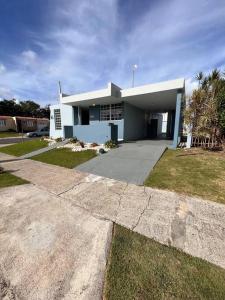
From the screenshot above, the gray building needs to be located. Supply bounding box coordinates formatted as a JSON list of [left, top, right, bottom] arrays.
[[50, 78, 185, 148]]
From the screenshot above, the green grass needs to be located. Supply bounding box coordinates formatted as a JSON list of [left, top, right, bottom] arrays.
[[144, 148, 225, 204], [0, 171, 28, 188], [0, 131, 21, 138], [104, 224, 225, 300], [32, 148, 97, 168], [0, 139, 48, 156]]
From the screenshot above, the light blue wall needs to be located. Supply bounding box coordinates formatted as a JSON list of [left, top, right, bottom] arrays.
[[123, 102, 145, 140], [74, 119, 124, 144], [172, 92, 182, 148]]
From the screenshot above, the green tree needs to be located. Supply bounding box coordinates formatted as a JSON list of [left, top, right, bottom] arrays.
[[185, 69, 225, 148]]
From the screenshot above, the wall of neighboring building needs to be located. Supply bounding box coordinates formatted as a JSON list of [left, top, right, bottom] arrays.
[[0, 117, 16, 132], [123, 102, 145, 140]]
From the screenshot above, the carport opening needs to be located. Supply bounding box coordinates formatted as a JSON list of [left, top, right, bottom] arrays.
[[146, 111, 175, 140]]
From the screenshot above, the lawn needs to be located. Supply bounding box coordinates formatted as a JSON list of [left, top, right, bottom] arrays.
[[104, 224, 225, 300], [145, 148, 225, 204], [0, 131, 21, 138], [32, 148, 97, 168], [0, 139, 48, 156], [0, 171, 28, 188]]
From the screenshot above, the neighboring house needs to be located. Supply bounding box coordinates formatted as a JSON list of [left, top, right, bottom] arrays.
[[13, 117, 49, 132], [0, 116, 16, 132], [50, 78, 185, 148]]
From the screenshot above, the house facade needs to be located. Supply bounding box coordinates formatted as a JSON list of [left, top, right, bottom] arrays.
[[50, 78, 185, 148], [0, 116, 16, 132]]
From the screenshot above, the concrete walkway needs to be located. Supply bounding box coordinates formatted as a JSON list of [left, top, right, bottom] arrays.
[[1, 152, 225, 269], [0, 184, 112, 299], [19, 139, 69, 159], [76, 140, 169, 185]]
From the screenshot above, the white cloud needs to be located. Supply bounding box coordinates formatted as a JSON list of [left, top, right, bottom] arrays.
[[0, 63, 6, 73], [1, 0, 225, 104]]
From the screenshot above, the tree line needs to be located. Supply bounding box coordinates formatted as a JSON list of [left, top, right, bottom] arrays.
[[185, 69, 225, 149], [0, 99, 50, 119]]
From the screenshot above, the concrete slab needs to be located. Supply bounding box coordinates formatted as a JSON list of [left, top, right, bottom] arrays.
[[0, 152, 87, 195], [76, 140, 168, 184], [60, 175, 225, 269], [0, 184, 112, 300]]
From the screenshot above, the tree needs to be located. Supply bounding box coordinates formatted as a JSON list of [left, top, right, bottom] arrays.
[[185, 69, 225, 149], [0, 99, 50, 119]]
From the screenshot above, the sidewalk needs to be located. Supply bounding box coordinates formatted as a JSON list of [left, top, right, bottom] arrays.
[[1, 152, 225, 269]]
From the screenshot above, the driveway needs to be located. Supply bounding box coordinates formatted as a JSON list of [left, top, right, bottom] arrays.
[[0, 184, 112, 299], [76, 140, 170, 185]]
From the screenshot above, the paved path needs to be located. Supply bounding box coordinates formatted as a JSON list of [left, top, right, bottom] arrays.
[[20, 139, 69, 159], [1, 152, 225, 269], [76, 140, 169, 185], [0, 184, 112, 300]]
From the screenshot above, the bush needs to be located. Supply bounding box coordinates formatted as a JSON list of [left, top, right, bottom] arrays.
[[55, 137, 62, 142], [70, 137, 78, 143], [91, 142, 99, 147], [79, 141, 85, 148], [0, 167, 4, 174], [105, 140, 118, 149]]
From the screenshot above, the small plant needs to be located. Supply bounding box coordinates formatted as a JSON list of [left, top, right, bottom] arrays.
[[70, 137, 78, 143], [79, 141, 85, 148], [104, 140, 118, 149], [91, 142, 99, 147], [55, 137, 62, 142], [0, 167, 4, 174]]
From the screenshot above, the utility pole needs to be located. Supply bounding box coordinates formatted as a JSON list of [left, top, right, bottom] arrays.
[[132, 64, 138, 87]]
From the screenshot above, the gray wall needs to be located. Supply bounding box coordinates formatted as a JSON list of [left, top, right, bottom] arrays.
[[123, 102, 145, 140]]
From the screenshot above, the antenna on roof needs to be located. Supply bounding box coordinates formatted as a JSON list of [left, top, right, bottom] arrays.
[[132, 64, 138, 88], [58, 81, 62, 103]]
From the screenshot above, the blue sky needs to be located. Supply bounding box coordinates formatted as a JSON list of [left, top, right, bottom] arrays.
[[0, 0, 225, 105]]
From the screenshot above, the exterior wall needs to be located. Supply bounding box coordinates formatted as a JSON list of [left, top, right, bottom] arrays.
[[0, 117, 16, 132], [123, 102, 145, 140], [50, 103, 73, 138], [74, 120, 124, 143], [37, 119, 49, 130]]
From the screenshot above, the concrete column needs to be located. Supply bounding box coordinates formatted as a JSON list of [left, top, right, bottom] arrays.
[[172, 92, 182, 148]]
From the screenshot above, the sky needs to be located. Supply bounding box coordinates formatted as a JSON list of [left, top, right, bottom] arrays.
[[0, 0, 225, 105]]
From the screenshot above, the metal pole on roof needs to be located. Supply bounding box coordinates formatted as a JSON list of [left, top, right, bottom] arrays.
[[132, 64, 138, 87]]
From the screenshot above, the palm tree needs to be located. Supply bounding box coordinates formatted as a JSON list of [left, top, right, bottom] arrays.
[[211, 68, 220, 81], [196, 71, 204, 86]]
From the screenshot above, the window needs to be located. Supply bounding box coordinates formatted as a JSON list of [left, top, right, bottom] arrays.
[[0, 120, 6, 127], [100, 105, 110, 121], [100, 103, 123, 121], [25, 120, 33, 127], [111, 103, 123, 120], [54, 109, 62, 130]]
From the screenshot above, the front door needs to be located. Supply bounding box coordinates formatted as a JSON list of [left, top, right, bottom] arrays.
[[64, 126, 73, 138], [148, 119, 158, 138]]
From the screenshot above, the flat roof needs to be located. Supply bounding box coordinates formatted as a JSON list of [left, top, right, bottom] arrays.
[[60, 78, 185, 111]]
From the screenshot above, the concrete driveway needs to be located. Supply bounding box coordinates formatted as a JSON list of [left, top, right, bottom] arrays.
[[76, 140, 170, 185], [0, 184, 112, 300]]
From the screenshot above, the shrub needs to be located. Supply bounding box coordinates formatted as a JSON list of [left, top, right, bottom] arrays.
[[0, 167, 4, 174], [55, 137, 62, 142], [79, 141, 85, 148], [91, 142, 99, 147], [70, 137, 78, 143], [105, 140, 118, 149]]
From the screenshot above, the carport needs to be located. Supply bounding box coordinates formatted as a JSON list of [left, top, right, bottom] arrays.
[[121, 78, 185, 148]]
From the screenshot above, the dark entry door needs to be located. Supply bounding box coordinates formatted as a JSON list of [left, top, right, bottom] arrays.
[[148, 119, 158, 138], [110, 124, 118, 142], [64, 126, 73, 138]]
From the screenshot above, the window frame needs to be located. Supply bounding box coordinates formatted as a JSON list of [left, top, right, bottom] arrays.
[[54, 109, 62, 130], [100, 103, 123, 121]]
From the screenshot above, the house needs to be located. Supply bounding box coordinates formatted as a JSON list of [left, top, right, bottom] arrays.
[[50, 78, 185, 148], [0, 116, 16, 132], [13, 117, 49, 132]]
